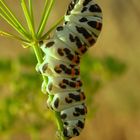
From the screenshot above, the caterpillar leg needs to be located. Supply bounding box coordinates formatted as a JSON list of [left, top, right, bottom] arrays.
[[56, 119, 85, 139], [35, 62, 47, 94], [63, 119, 85, 138], [46, 95, 53, 110]]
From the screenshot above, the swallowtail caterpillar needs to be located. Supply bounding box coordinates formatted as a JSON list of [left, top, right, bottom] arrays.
[[37, 0, 102, 138]]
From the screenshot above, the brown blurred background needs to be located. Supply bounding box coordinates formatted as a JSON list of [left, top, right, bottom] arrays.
[[0, 0, 140, 140]]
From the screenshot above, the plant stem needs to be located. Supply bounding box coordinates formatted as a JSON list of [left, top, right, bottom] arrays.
[[37, 0, 55, 38], [28, 0, 35, 31], [21, 0, 35, 37], [0, 30, 30, 43], [40, 16, 64, 40]]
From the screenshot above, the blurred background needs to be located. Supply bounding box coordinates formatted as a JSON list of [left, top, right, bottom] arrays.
[[0, 0, 140, 140]]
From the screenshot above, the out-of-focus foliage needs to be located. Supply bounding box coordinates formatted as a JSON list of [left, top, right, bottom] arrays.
[[0, 52, 55, 139], [81, 54, 126, 116], [0, 51, 126, 139]]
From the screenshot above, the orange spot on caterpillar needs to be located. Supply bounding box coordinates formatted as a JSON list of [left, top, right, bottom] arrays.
[[76, 81, 81, 88], [72, 56, 78, 64], [71, 68, 76, 77]]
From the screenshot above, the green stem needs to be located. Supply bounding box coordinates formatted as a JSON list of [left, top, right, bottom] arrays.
[[32, 43, 43, 64], [21, 0, 35, 37], [36, 0, 49, 37], [40, 16, 64, 40], [28, 0, 35, 31], [37, 0, 55, 38], [0, 30, 30, 43], [0, 9, 30, 40]]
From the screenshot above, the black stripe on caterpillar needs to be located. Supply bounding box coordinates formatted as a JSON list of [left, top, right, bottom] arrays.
[[36, 0, 102, 139]]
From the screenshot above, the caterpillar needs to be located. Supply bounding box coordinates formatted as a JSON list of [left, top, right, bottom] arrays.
[[37, 0, 102, 139]]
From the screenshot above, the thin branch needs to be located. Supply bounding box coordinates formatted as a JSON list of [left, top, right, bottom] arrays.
[[21, 0, 35, 38], [28, 0, 35, 33], [0, 10, 30, 41], [0, 1, 29, 38], [40, 16, 64, 40], [0, 30, 30, 43], [37, 0, 55, 38]]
